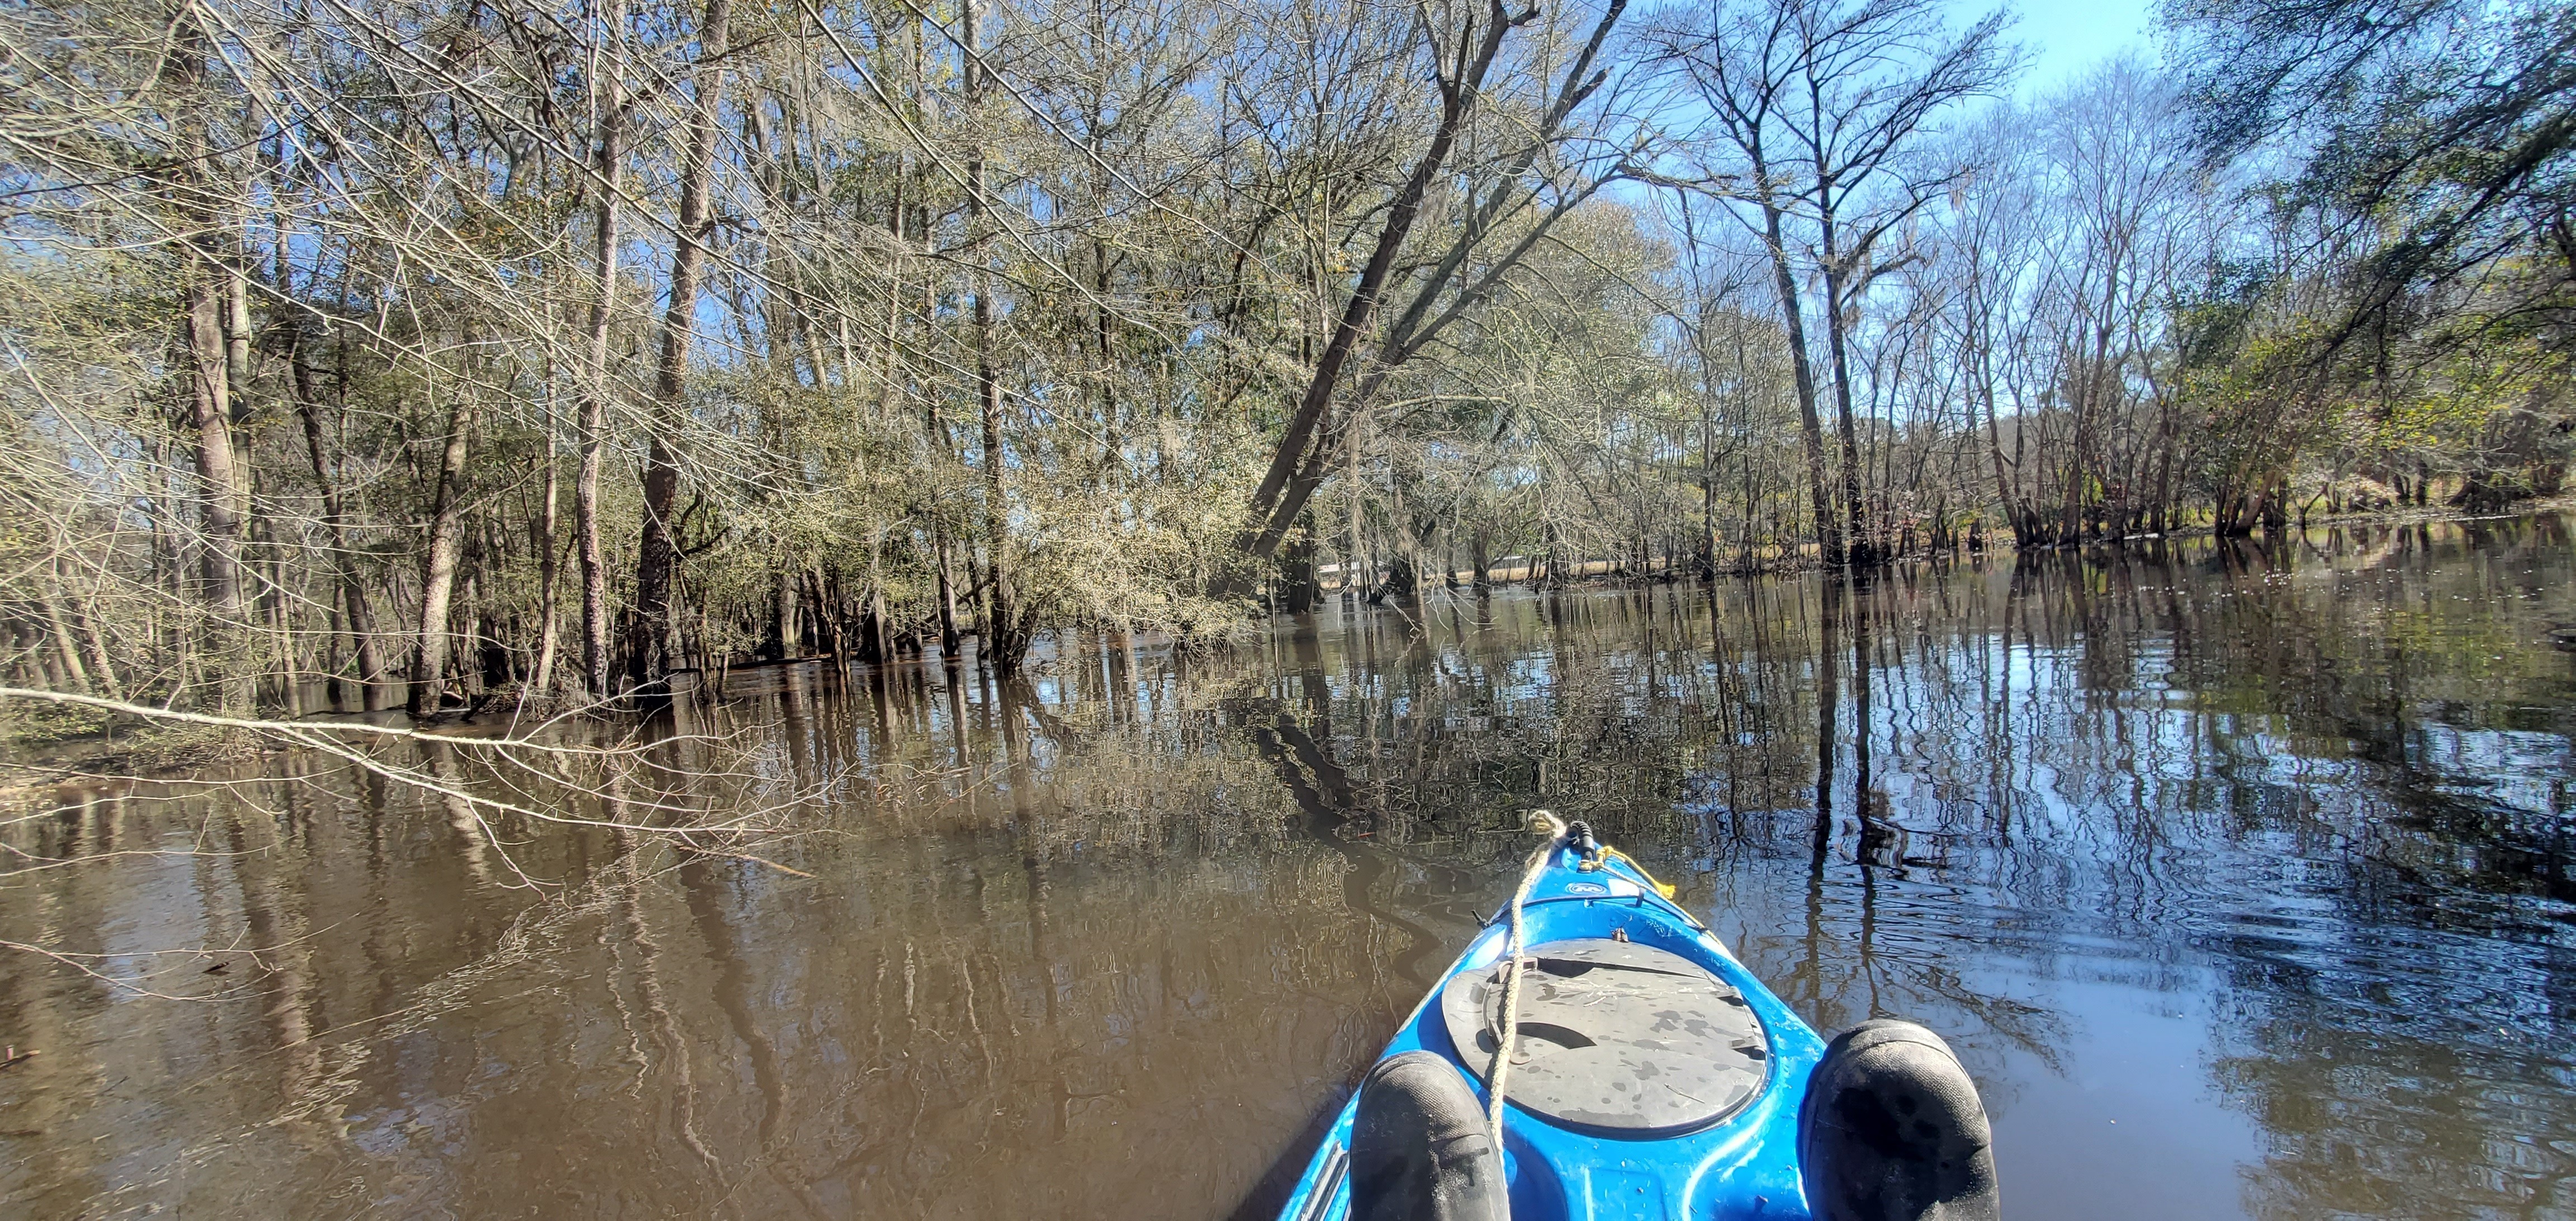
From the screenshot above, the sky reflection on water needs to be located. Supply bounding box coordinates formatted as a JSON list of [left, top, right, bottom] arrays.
[[2, 515, 2570, 1218]]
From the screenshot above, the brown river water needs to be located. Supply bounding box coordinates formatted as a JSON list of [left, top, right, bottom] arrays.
[[4, 516, 2573, 1219]]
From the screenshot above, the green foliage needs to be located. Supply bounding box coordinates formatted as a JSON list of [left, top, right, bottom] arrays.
[[0, 0, 2568, 721]]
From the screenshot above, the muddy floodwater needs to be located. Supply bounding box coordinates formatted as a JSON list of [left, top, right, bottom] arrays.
[[5, 517, 2574, 1219]]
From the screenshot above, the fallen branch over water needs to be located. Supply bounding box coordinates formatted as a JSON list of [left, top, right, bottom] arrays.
[[0, 685, 839, 994]]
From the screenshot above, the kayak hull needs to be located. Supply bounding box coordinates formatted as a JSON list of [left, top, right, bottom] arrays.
[[1275, 844, 1827, 1221]]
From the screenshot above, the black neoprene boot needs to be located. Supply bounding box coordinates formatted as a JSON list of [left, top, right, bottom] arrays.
[[1800, 1020, 2002, 1221], [1347, 1050, 1510, 1221]]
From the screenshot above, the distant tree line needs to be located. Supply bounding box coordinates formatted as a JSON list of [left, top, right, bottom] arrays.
[[0, 0, 2566, 720]]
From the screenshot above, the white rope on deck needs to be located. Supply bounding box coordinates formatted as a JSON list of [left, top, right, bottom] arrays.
[[1487, 808, 1568, 1151]]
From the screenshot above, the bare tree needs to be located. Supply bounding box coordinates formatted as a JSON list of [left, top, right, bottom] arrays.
[[1649, 0, 2010, 564], [1231, 0, 1640, 578]]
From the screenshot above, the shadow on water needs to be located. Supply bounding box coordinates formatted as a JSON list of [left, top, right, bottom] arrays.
[[2, 514, 2573, 1218]]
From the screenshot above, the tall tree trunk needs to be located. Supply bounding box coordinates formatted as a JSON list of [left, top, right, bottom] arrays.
[[577, 0, 626, 702], [631, 0, 732, 690], [1977, 332, 2023, 547], [532, 397, 564, 697], [964, 0, 1027, 676], [1698, 386, 1717, 576], [409, 389, 476, 716], [1751, 166, 1838, 567], [292, 344, 388, 708], [976, 321, 1021, 671], [935, 529, 962, 656], [1815, 205, 1869, 566], [165, 7, 249, 711]]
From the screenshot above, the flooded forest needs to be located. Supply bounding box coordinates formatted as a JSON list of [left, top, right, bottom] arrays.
[[2, 0, 2574, 1215], [0, 0, 2568, 706], [4, 518, 2574, 1217]]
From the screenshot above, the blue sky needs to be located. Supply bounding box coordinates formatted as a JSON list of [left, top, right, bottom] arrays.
[[1969, 0, 2162, 91]]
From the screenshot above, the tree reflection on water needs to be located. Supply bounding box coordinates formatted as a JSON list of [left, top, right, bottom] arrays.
[[1, 516, 2569, 1218]]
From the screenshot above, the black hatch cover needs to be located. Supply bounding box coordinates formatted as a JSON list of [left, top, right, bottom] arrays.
[[1439, 937, 1769, 1135]]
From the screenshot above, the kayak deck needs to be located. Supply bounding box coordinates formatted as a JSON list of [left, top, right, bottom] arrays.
[[1276, 840, 1827, 1220]]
